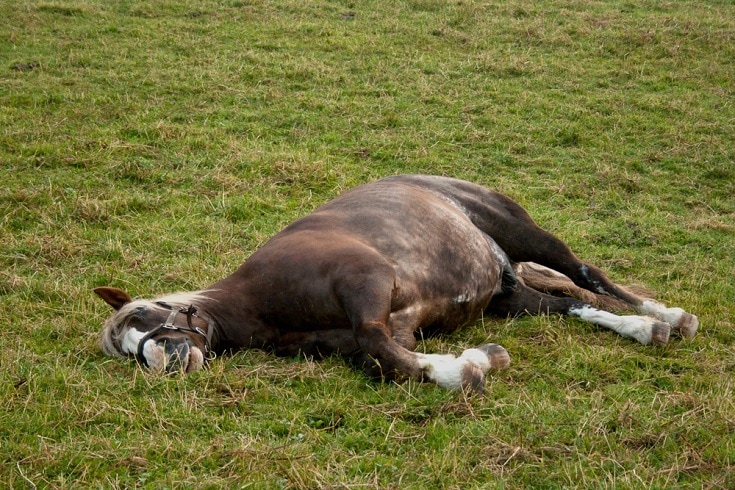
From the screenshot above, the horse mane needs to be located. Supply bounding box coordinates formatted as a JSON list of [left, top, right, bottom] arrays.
[[100, 290, 214, 357]]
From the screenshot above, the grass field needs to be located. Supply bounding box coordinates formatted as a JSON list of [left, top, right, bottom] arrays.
[[1, 0, 734, 487]]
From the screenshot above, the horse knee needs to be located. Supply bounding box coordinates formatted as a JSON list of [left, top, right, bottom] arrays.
[[353, 321, 422, 379]]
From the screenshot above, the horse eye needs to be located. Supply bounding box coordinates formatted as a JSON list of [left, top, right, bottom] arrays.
[[131, 306, 148, 319]]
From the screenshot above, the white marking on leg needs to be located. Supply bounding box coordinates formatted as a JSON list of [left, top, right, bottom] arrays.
[[416, 353, 462, 390], [639, 300, 683, 324], [416, 348, 493, 391], [639, 300, 699, 337], [569, 305, 668, 345], [458, 348, 492, 372]]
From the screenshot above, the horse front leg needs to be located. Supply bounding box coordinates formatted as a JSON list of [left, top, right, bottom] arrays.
[[415, 343, 510, 394], [353, 320, 510, 395], [336, 266, 509, 395]]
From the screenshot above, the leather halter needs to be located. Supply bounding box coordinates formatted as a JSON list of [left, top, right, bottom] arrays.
[[135, 302, 214, 367]]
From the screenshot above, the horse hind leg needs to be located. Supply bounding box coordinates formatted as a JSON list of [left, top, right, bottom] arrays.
[[487, 279, 672, 346], [564, 263, 697, 339], [461, 191, 698, 338], [638, 300, 699, 339], [514, 262, 633, 311], [515, 262, 698, 339]]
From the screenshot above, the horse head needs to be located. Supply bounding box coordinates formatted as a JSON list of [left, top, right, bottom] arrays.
[[94, 287, 214, 373]]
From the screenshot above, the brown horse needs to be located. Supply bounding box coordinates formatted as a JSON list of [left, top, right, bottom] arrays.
[[95, 175, 698, 393]]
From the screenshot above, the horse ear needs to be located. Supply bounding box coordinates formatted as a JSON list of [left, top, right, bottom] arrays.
[[94, 287, 133, 311]]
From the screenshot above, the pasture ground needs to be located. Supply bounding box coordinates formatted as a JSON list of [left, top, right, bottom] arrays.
[[1, 0, 734, 487]]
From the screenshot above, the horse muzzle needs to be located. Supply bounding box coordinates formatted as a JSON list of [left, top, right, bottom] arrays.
[[163, 340, 191, 372], [137, 338, 206, 373]]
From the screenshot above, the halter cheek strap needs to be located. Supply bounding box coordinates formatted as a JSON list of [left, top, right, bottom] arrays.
[[135, 304, 214, 368]]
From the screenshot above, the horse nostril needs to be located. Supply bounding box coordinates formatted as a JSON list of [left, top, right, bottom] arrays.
[[163, 341, 190, 372]]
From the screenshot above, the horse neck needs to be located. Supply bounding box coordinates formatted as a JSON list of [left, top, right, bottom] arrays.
[[198, 283, 274, 351]]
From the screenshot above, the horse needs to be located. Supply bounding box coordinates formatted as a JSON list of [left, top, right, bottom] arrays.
[[95, 175, 698, 394]]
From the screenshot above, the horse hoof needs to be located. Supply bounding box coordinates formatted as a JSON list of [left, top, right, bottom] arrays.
[[675, 312, 699, 339], [461, 362, 486, 395], [476, 343, 511, 370], [651, 322, 671, 346]]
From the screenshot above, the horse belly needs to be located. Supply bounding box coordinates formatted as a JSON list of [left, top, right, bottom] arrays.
[[389, 223, 505, 333]]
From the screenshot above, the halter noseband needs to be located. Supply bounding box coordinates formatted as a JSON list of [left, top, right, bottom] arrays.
[[135, 302, 215, 367]]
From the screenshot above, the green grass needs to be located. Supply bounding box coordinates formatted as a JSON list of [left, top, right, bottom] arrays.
[[1, 0, 734, 487]]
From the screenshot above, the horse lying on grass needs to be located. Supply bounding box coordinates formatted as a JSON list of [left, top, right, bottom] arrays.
[[95, 175, 698, 394]]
